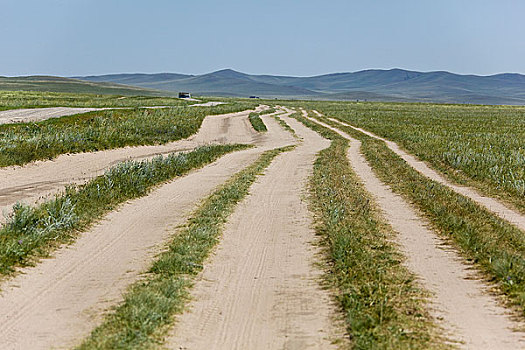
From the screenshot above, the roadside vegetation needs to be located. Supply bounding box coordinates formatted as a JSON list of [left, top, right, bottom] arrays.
[[0, 144, 250, 277], [248, 112, 267, 132], [76, 146, 293, 350], [294, 113, 446, 349], [0, 103, 255, 167], [299, 101, 525, 212], [310, 112, 525, 318]]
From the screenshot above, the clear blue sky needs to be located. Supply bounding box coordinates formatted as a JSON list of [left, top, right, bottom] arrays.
[[2, 0, 525, 77]]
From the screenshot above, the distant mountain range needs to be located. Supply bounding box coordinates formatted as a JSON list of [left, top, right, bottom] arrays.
[[74, 68, 525, 105]]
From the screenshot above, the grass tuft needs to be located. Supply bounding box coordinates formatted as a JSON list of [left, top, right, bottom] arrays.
[[248, 112, 267, 132]]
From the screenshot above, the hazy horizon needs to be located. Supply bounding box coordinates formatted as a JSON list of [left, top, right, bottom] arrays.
[[2, 0, 525, 77]]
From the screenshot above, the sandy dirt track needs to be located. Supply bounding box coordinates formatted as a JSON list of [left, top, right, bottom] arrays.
[[315, 111, 525, 232], [190, 101, 226, 107], [305, 112, 525, 349], [0, 107, 265, 220], [166, 115, 336, 350], [0, 107, 116, 125], [0, 110, 296, 349], [0, 106, 184, 125]]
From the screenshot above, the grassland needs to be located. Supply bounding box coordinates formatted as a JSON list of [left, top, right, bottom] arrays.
[[293, 114, 446, 349], [248, 112, 267, 132], [0, 144, 250, 277], [293, 101, 525, 212], [0, 102, 256, 167], [76, 146, 293, 350]]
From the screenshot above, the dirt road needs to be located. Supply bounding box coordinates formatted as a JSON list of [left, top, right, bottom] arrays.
[[306, 113, 525, 349], [0, 111, 295, 349], [316, 111, 525, 232], [0, 107, 264, 220], [0, 107, 114, 125], [166, 115, 336, 349]]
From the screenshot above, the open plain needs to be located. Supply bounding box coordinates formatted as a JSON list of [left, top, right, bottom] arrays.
[[0, 94, 524, 349]]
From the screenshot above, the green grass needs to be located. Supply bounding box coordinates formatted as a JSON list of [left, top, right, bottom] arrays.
[[0, 144, 250, 277], [298, 101, 525, 213], [311, 112, 525, 317], [0, 103, 255, 167], [294, 113, 446, 349], [248, 112, 267, 132], [76, 146, 293, 350]]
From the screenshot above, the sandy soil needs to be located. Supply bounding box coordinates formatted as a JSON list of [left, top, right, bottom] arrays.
[[305, 112, 525, 349], [0, 109, 296, 349], [165, 115, 336, 350], [0, 107, 265, 221], [315, 111, 525, 232]]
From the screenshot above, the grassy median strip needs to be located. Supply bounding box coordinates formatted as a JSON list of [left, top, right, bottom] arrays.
[[76, 145, 293, 350], [248, 112, 267, 132], [272, 113, 297, 137], [258, 107, 276, 115], [314, 113, 525, 316], [0, 144, 251, 276], [295, 114, 446, 349], [0, 103, 255, 167]]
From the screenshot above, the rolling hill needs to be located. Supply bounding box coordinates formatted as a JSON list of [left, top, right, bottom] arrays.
[[76, 68, 525, 104], [0, 76, 178, 97]]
